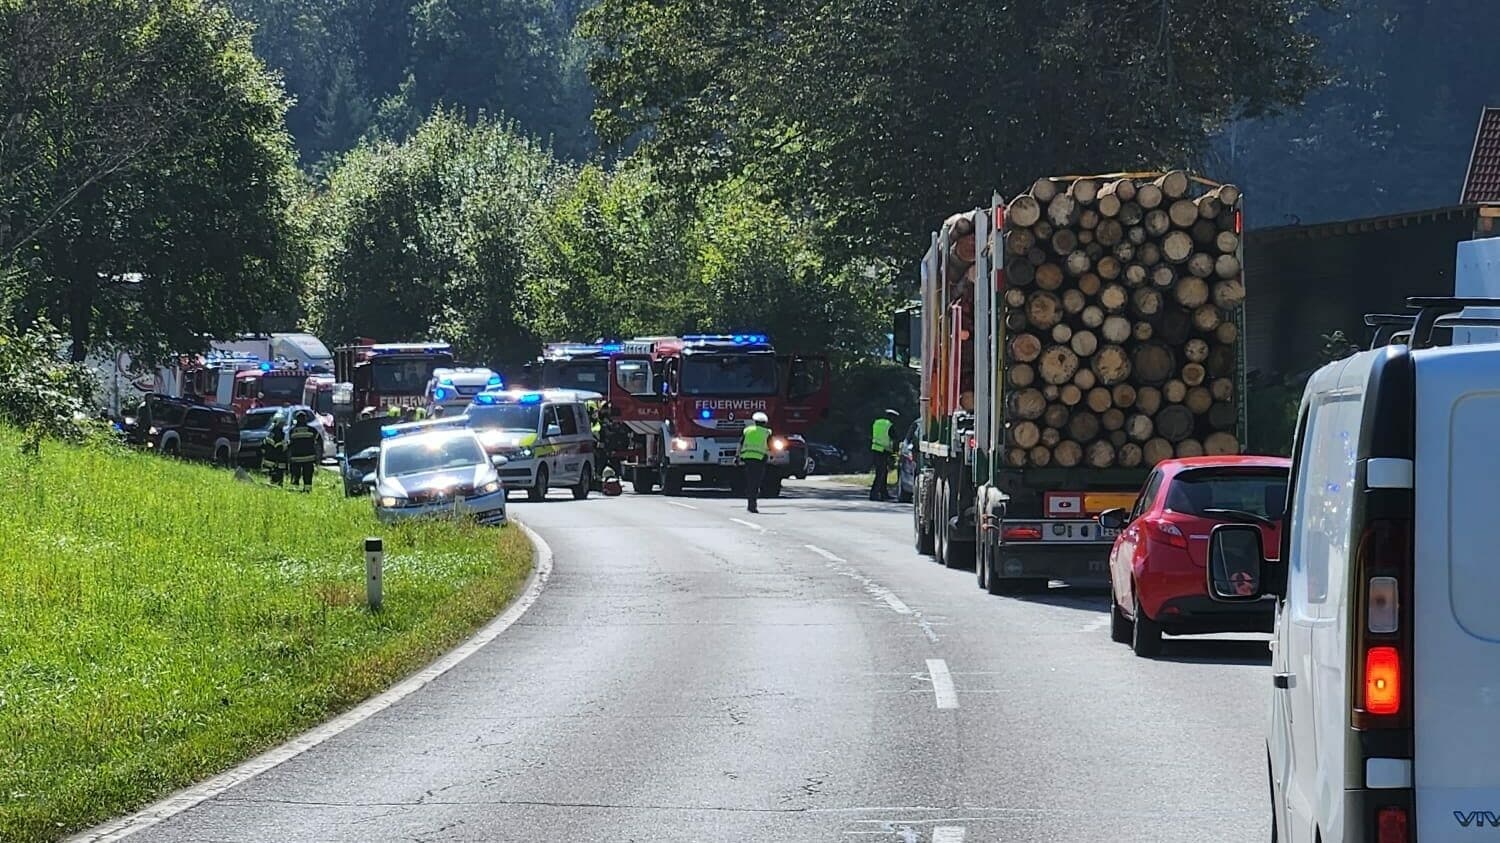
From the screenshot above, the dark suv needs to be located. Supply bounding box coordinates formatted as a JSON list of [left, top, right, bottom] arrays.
[[127, 394, 240, 466]]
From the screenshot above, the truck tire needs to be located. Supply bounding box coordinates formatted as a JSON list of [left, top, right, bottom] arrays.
[[1131, 591, 1163, 657], [630, 468, 656, 494], [932, 479, 948, 564], [528, 464, 549, 502], [914, 494, 935, 555], [942, 534, 973, 569], [572, 464, 592, 500], [662, 468, 684, 496]]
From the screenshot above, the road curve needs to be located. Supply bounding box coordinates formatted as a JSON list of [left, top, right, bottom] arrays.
[[131, 481, 1271, 843]]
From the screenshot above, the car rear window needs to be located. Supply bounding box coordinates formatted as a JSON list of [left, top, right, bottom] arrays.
[[1165, 469, 1289, 520]]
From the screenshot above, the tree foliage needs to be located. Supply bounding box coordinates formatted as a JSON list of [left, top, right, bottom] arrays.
[[583, 0, 1325, 257], [1, 0, 306, 364], [0, 319, 98, 451]]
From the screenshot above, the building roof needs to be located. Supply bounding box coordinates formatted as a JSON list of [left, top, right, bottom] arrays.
[[1462, 107, 1500, 204], [1248, 205, 1479, 245]]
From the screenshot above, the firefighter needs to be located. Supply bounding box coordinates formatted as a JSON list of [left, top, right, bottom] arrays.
[[287, 409, 320, 492], [262, 417, 289, 486], [387, 405, 401, 419], [870, 408, 899, 502], [739, 411, 772, 514]]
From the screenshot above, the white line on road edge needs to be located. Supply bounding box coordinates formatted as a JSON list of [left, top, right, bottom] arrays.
[[666, 501, 697, 510], [932, 827, 966, 843], [805, 543, 846, 562], [70, 520, 557, 843], [806, 544, 937, 639], [926, 659, 958, 709], [730, 517, 765, 531]]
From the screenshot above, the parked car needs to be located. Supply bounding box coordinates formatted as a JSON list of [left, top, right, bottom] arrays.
[[1098, 455, 1289, 657], [237, 405, 334, 469], [804, 441, 847, 475], [367, 425, 508, 525], [1203, 298, 1500, 843], [125, 394, 240, 466], [897, 421, 919, 503]]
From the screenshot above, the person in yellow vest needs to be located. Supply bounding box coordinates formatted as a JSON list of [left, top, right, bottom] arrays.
[[870, 408, 900, 502], [287, 410, 321, 492], [738, 411, 772, 513]]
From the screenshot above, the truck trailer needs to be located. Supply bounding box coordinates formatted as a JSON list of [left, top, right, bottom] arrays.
[[895, 172, 1247, 593]]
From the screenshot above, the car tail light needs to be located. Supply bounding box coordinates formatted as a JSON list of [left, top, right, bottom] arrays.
[[1145, 518, 1187, 549], [1365, 647, 1401, 716], [1002, 525, 1041, 541], [1376, 806, 1408, 843]]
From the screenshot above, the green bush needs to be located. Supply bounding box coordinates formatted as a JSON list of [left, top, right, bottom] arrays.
[[0, 320, 97, 451]]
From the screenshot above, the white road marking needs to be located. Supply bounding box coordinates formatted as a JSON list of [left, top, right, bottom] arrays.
[[807, 544, 935, 638], [730, 517, 765, 531], [926, 659, 958, 709], [932, 827, 966, 843], [666, 500, 697, 510], [69, 520, 557, 842], [805, 543, 846, 562]]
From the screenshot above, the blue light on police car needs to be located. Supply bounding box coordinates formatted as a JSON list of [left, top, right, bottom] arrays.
[[519, 392, 543, 404], [473, 393, 496, 405], [259, 362, 273, 371], [381, 425, 398, 438], [599, 344, 623, 353], [434, 387, 449, 401], [439, 376, 453, 386], [487, 374, 503, 386]]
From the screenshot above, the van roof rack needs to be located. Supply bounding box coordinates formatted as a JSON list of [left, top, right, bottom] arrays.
[[1364, 297, 1500, 349]]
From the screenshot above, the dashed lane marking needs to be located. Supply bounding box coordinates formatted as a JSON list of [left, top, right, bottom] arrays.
[[926, 658, 958, 709], [932, 828, 966, 843], [666, 500, 698, 510], [729, 517, 765, 531]]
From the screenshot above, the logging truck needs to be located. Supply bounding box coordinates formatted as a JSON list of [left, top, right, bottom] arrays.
[[895, 171, 1247, 593]]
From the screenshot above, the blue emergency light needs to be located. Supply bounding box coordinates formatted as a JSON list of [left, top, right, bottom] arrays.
[[599, 344, 623, 353], [259, 362, 272, 371], [700, 409, 712, 420], [473, 393, 497, 405], [439, 376, 453, 386], [487, 374, 503, 386], [519, 392, 543, 404], [434, 387, 450, 401]]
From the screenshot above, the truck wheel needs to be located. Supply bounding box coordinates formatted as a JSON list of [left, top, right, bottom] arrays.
[[942, 534, 974, 570], [528, 464, 549, 502], [932, 480, 948, 564], [914, 493, 935, 556], [572, 465, 592, 500], [976, 538, 989, 589], [630, 469, 656, 494], [662, 469, 684, 495], [1131, 591, 1163, 657]]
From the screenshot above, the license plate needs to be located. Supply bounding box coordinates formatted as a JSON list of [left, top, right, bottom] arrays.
[[1041, 522, 1114, 542], [719, 456, 737, 465]]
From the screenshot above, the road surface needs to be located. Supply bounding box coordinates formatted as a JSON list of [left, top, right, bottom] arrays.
[[137, 481, 1271, 842]]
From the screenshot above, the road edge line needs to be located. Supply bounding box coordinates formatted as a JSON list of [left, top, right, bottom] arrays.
[[69, 518, 556, 842]]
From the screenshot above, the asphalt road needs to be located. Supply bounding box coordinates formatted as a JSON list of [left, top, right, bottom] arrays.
[[136, 480, 1272, 843]]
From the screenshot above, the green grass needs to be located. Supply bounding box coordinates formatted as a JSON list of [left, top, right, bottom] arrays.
[[0, 432, 533, 842], [825, 469, 898, 487]]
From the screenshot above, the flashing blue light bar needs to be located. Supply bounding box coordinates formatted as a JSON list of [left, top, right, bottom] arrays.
[[599, 344, 623, 353], [699, 409, 712, 420], [519, 392, 543, 404], [381, 425, 398, 438], [683, 333, 769, 346], [487, 374, 503, 386], [439, 376, 453, 386], [258, 362, 273, 371], [433, 387, 450, 401], [473, 393, 497, 405]]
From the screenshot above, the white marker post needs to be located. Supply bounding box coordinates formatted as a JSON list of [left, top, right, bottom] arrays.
[[364, 537, 383, 611]]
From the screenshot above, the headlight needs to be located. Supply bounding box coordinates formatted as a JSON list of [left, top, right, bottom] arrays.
[[479, 480, 501, 494], [671, 437, 694, 451], [771, 437, 786, 452], [516, 447, 533, 459], [378, 496, 404, 507]]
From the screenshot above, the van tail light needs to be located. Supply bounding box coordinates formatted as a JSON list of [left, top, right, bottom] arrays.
[[1144, 518, 1187, 549], [1364, 647, 1401, 716], [1353, 519, 1412, 729], [1002, 525, 1042, 542], [1376, 806, 1409, 843]]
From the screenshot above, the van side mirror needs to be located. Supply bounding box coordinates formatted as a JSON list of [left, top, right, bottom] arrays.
[[545, 424, 562, 437], [1098, 508, 1130, 531], [1207, 524, 1270, 602]]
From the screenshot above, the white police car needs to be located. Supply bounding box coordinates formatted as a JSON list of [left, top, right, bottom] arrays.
[[425, 367, 504, 414], [366, 422, 508, 525], [462, 389, 598, 502]]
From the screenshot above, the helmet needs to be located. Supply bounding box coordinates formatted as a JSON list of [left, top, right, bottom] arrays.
[[885, 408, 900, 417], [752, 411, 769, 424], [294, 409, 311, 424]]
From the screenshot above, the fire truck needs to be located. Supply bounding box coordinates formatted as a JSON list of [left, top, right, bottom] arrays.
[[331, 339, 455, 441], [528, 342, 637, 480], [608, 334, 830, 495], [302, 373, 336, 429], [227, 362, 312, 417]]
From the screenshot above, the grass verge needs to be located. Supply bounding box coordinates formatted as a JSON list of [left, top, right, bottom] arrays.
[[824, 469, 898, 488], [0, 432, 533, 841]]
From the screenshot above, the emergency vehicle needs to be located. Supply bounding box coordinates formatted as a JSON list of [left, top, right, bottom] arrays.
[[331, 339, 455, 441], [425, 367, 503, 414], [228, 361, 312, 418], [302, 373, 336, 429], [532, 341, 637, 479], [462, 389, 598, 501], [607, 334, 830, 495]]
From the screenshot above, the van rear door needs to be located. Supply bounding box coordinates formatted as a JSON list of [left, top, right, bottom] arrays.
[[1414, 343, 1500, 837]]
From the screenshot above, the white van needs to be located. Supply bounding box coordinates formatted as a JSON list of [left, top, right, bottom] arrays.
[[461, 389, 598, 501], [1207, 296, 1500, 842], [425, 367, 503, 414]]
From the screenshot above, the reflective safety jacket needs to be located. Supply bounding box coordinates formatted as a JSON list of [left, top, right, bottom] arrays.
[[740, 423, 771, 461], [288, 423, 320, 463], [871, 417, 893, 453]]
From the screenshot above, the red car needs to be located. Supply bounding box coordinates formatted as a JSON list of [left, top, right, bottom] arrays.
[[1098, 455, 1290, 657]]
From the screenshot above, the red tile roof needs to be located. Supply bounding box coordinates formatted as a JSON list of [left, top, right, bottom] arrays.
[[1462, 107, 1500, 204]]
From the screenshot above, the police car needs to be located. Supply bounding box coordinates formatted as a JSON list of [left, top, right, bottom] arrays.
[[365, 420, 508, 525], [424, 367, 504, 414], [462, 389, 598, 502]]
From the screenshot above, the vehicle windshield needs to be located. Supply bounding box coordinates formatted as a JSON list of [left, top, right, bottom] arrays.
[[462, 403, 541, 431], [240, 409, 283, 431], [259, 374, 307, 402], [680, 354, 777, 396], [149, 400, 187, 427], [541, 360, 608, 392], [381, 433, 486, 477], [372, 358, 449, 395], [1166, 469, 1289, 520]]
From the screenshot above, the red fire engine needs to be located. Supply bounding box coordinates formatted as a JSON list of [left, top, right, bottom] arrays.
[[530, 341, 636, 478], [608, 334, 829, 495], [228, 362, 312, 418], [331, 339, 455, 440]]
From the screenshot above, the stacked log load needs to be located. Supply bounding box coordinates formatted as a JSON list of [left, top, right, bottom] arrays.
[[986, 171, 1243, 469]]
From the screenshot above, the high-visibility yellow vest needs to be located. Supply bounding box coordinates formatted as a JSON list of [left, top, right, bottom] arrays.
[[871, 417, 893, 452], [740, 424, 771, 461]]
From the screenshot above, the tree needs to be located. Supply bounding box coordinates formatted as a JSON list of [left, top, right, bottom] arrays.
[[582, 0, 1325, 258], [307, 113, 558, 363], [2, 0, 306, 363]]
